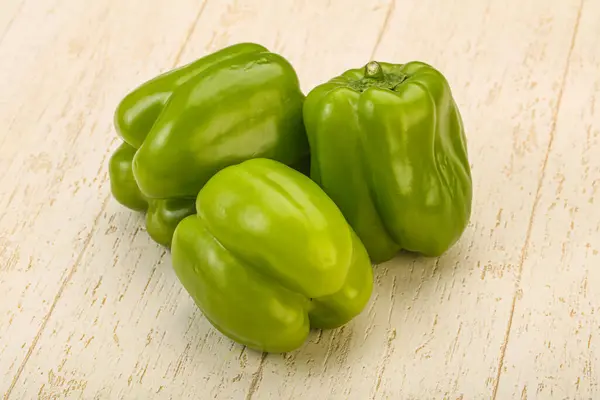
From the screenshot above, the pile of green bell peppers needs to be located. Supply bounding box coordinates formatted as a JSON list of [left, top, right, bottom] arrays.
[[108, 43, 472, 353]]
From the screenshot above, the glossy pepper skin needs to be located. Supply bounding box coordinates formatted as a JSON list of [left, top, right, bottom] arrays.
[[304, 61, 472, 263], [108, 142, 195, 247], [113, 42, 309, 200], [109, 43, 309, 246], [108, 142, 147, 212], [171, 158, 373, 353], [115, 42, 271, 149]]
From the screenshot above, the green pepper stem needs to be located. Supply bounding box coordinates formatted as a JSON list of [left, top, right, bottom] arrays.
[[364, 61, 384, 80]]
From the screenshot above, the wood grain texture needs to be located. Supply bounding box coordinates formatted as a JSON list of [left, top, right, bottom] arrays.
[[0, 0, 598, 399], [0, 0, 209, 395], [256, 0, 588, 398], [0, 0, 24, 47], [496, 1, 600, 398], [2, 0, 391, 398]]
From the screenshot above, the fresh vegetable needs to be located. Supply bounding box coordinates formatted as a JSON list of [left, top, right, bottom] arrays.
[[171, 158, 373, 353], [114, 42, 308, 200], [145, 199, 197, 248], [108, 142, 148, 212], [108, 142, 195, 247], [108, 42, 310, 246], [108, 41, 474, 353], [304, 61, 472, 263]]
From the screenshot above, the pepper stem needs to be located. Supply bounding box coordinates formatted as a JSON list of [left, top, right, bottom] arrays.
[[364, 61, 384, 80]]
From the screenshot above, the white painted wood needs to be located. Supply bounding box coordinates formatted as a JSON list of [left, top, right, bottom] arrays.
[[0, 0, 597, 399], [0, 0, 212, 394], [251, 1, 588, 399], [0, 0, 24, 47], [496, 2, 600, 398]]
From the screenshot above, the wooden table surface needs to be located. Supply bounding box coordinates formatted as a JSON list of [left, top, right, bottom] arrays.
[[1, 0, 599, 398]]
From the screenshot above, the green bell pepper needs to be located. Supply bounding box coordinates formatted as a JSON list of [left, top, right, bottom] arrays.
[[145, 198, 196, 247], [304, 61, 472, 263], [109, 43, 310, 246], [113, 42, 308, 200], [171, 158, 373, 353], [108, 142, 195, 247], [108, 142, 147, 212]]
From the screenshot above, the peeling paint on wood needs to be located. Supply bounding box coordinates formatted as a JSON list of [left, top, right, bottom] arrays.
[[0, 0, 599, 399]]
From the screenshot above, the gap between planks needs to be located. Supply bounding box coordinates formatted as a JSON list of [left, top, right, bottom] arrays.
[[491, 1, 585, 398], [1, 1, 210, 398]]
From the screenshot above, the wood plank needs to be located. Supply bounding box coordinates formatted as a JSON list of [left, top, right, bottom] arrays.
[[0, 0, 24, 47], [1, 0, 595, 398], [0, 0, 208, 395], [496, 1, 600, 398], [251, 0, 584, 398], [5, 0, 392, 398]]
